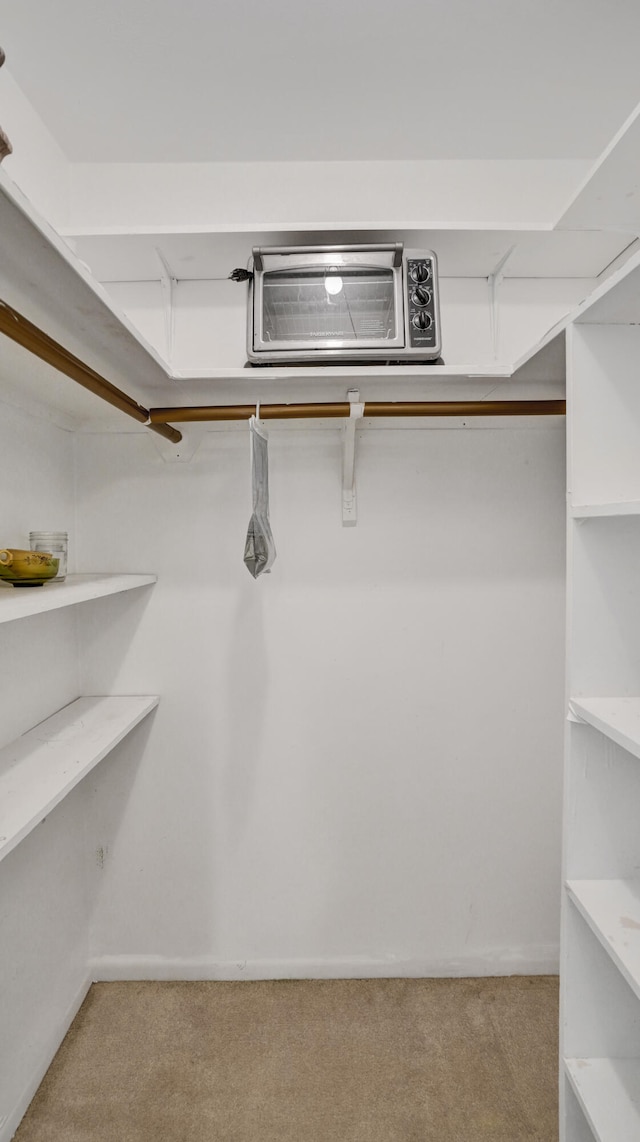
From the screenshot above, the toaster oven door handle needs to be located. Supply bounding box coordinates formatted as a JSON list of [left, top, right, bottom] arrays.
[[252, 243, 403, 270]]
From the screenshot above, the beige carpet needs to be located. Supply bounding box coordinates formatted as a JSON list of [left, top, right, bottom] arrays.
[[15, 977, 558, 1142]]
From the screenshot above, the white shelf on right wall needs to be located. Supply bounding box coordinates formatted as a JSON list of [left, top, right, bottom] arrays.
[[571, 502, 640, 519], [569, 698, 640, 762], [565, 1057, 640, 1142], [567, 879, 640, 1002], [568, 324, 640, 508], [563, 300, 640, 1141]]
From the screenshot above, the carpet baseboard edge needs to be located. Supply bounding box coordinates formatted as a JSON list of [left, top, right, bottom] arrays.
[[88, 948, 560, 982]]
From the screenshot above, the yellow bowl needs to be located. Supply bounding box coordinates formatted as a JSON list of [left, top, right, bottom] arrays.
[[0, 549, 59, 587]]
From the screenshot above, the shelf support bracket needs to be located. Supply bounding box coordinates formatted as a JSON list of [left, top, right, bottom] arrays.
[[342, 389, 365, 527], [155, 248, 177, 367], [487, 245, 516, 361]]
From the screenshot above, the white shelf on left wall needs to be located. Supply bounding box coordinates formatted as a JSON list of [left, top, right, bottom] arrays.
[[0, 573, 157, 625], [0, 695, 159, 863]]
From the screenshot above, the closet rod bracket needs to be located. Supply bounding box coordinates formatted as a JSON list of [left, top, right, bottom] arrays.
[[150, 424, 207, 463], [342, 389, 364, 527]]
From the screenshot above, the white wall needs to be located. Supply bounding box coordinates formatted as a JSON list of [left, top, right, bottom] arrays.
[[0, 401, 90, 1138], [103, 276, 591, 373], [0, 69, 69, 230], [75, 415, 566, 979], [103, 278, 497, 370], [0, 399, 78, 746]]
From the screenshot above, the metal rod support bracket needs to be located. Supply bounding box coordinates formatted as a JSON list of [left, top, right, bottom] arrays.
[[342, 389, 365, 527]]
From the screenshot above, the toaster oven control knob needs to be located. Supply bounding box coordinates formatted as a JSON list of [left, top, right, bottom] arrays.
[[410, 263, 430, 283], [412, 311, 433, 330], [411, 286, 431, 307]]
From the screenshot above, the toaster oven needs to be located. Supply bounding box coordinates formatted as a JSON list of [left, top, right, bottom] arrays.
[[246, 243, 441, 365]]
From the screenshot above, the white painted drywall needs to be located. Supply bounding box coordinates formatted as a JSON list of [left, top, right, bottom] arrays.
[[75, 415, 566, 979], [0, 402, 90, 1137], [0, 69, 69, 230]]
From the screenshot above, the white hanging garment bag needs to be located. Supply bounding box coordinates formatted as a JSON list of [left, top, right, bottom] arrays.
[[243, 414, 277, 578]]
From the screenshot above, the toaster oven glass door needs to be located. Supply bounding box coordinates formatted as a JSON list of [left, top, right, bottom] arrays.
[[257, 265, 405, 351]]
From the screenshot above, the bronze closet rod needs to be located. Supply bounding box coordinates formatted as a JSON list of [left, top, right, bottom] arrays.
[[150, 399, 566, 424], [0, 298, 182, 444], [0, 298, 565, 434]]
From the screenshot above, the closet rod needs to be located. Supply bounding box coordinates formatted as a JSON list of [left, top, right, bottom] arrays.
[[149, 399, 566, 423], [0, 299, 182, 445]]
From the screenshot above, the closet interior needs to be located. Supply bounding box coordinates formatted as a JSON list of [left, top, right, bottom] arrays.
[[2, 10, 640, 1139]]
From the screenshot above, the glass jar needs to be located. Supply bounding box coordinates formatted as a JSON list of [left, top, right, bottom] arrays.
[[29, 531, 68, 582]]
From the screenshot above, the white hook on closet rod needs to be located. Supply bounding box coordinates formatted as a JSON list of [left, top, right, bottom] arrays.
[[342, 389, 365, 527]]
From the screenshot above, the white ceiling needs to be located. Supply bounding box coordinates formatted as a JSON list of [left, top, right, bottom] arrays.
[[2, 0, 640, 163]]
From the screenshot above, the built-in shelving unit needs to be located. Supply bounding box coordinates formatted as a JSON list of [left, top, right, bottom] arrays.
[[0, 573, 156, 625], [570, 699, 640, 762], [0, 695, 159, 864], [570, 503, 640, 519], [567, 880, 640, 1002], [563, 280, 640, 1140], [565, 1057, 640, 1142], [511, 246, 640, 377]]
